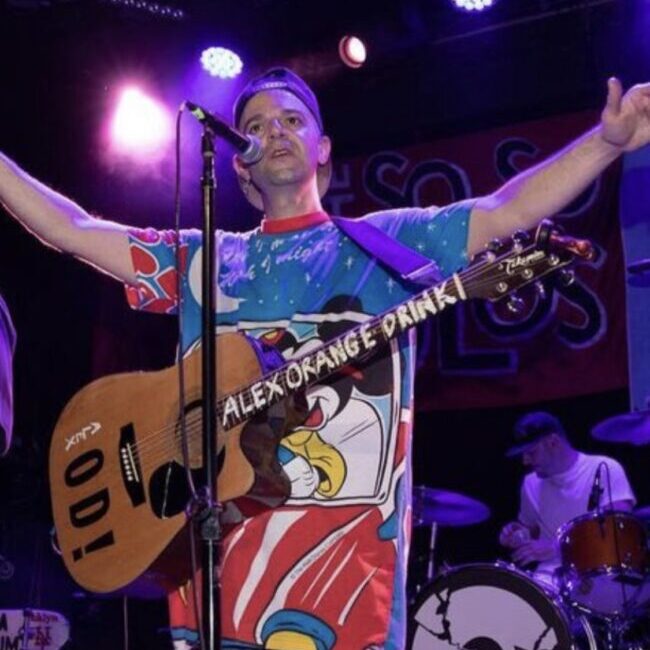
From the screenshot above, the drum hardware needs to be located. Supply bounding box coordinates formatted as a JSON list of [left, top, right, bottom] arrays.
[[409, 487, 491, 605]]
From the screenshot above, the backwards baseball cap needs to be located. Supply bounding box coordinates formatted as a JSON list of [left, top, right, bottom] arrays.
[[505, 411, 566, 457], [232, 67, 331, 210]]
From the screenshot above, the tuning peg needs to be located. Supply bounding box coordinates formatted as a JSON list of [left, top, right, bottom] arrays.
[[486, 238, 503, 253], [535, 281, 546, 300], [512, 230, 532, 245], [506, 294, 525, 314], [559, 269, 575, 286]]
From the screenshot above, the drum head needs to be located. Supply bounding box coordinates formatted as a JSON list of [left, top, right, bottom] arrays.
[[409, 564, 575, 650]]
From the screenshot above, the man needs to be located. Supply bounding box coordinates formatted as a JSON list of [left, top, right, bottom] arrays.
[[0, 293, 15, 457], [1, 67, 649, 649], [499, 411, 635, 582]]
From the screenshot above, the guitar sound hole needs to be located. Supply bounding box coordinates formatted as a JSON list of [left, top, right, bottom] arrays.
[[149, 462, 197, 519]]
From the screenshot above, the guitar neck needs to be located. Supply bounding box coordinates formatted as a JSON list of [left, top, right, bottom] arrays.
[[218, 270, 471, 431], [216, 231, 582, 431]]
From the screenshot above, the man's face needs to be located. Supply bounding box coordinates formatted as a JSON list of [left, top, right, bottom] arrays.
[[236, 89, 329, 196], [521, 436, 555, 478]]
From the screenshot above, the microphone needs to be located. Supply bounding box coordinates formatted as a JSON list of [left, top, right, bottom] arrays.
[[184, 101, 263, 165], [587, 464, 603, 512]]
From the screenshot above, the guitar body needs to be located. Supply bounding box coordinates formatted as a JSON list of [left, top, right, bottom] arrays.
[[49, 333, 290, 596]]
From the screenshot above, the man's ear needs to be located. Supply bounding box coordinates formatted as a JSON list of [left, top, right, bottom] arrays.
[[318, 135, 332, 166], [232, 153, 251, 183]]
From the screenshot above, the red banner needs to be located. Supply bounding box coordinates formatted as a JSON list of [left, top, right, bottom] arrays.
[[323, 112, 628, 410]]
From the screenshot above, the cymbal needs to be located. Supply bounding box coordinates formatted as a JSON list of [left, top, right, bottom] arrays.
[[591, 410, 650, 446], [412, 486, 490, 527], [635, 506, 650, 523]]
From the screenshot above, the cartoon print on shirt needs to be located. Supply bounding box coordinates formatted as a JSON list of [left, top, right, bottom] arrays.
[[241, 295, 402, 505]]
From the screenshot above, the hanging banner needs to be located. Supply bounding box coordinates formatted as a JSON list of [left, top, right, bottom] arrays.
[[619, 145, 650, 413], [324, 111, 628, 410]]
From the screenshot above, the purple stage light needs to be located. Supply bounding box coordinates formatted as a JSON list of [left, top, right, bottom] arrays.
[[200, 47, 243, 79], [452, 0, 494, 11], [109, 87, 172, 156]]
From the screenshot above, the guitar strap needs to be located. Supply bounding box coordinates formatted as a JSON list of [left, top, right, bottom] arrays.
[[331, 216, 442, 286]]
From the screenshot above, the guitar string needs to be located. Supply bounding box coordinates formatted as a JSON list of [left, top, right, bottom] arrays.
[[95, 257, 567, 464], [68, 257, 571, 496], [77, 409, 382, 500]]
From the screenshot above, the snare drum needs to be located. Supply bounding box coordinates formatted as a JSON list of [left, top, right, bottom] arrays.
[[559, 510, 648, 616], [409, 563, 597, 650]]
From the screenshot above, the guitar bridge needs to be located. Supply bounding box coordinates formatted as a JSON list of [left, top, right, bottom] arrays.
[[119, 424, 146, 507]]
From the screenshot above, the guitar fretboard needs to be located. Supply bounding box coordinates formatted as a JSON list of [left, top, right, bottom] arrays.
[[216, 273, 469, 431]]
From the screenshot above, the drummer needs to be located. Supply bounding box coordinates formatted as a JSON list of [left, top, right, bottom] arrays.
[[499, 411, 636, 581]]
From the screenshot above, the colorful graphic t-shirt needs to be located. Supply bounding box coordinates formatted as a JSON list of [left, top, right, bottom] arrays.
[[125, 204, 471, 650]]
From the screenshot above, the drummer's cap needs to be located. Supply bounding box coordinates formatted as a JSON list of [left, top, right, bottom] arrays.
[[506, 411, 566, 457]]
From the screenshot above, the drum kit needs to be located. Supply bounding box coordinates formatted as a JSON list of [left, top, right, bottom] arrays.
[[0, 609, 70, 650], [408, 411, 650, 650]]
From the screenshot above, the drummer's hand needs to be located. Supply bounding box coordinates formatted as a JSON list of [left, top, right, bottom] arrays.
[[511, 539, 556, 566], [499, 522, 529, 549]]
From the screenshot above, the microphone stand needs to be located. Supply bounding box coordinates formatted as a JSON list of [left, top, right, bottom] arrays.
[[196, 128, 222, 650]]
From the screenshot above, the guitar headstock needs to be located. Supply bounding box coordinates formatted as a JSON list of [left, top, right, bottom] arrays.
[[464, 219, 594, 302]]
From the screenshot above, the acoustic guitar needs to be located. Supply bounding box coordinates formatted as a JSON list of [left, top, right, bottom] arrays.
[[48, 221, 593, 596]]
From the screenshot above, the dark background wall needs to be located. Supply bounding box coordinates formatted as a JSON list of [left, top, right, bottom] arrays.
[[0, 0, 648, 647]]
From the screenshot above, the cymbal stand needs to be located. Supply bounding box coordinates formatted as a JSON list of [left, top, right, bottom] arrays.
[[425, 522, 438, 582]]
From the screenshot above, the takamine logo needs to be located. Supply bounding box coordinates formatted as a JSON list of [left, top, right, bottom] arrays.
[[504, 250, 545, 275]]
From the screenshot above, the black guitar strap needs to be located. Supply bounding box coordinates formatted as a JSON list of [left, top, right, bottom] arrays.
[[331, 216, 442, 286]]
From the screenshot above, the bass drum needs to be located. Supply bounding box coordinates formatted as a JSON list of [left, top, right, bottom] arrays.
[[408, 564, 597, 650]]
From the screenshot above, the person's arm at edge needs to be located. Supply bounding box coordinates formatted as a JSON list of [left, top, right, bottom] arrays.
[[0, 152, 137, 285]]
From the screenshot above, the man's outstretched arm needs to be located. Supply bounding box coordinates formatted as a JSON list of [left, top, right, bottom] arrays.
[[0, 152, 137, 285], [468, 78, 650, 257]]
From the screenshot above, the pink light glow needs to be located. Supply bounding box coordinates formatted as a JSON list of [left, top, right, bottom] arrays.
[[110, 86, 172, 157]]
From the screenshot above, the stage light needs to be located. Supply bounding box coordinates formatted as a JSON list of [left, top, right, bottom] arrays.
[[339, 35, 367, 69], [110, 87, 172, 155], [200, 47, 243, 79], [452, 0, 494, 11]]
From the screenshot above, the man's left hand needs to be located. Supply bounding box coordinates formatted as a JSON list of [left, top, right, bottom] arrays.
[[511, 539, 556, 567], [601, 78, 650, 152]]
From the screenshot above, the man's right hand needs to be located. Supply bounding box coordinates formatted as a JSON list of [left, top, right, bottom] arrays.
[[499, 521, 531, 549]]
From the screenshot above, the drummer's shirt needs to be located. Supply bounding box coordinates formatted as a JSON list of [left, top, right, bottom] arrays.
[[518, 452, 636, 576]]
